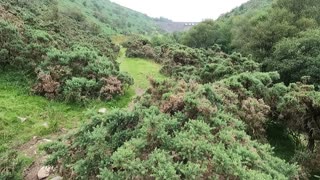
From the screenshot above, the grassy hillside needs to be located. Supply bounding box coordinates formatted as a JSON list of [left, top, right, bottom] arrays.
[[2, 0, 160, 36], [219, 0, 273, 19], [58, 0, 161, 35]]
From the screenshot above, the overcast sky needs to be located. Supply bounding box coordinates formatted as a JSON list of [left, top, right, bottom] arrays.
[[110, 0, 249, 22]]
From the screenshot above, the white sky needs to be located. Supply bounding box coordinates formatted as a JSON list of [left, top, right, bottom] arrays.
[[110, 0, 249, 22]]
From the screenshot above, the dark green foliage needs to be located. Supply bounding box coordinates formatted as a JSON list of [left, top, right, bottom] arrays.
[[266, 122, 298, 161], [181, 20, 231, 52], [226, 0, 320, 60], [265, 29, 320, 85], [229, 0, 320, 84], [277, 82, 320, 152], [181, 0, 320, 85]]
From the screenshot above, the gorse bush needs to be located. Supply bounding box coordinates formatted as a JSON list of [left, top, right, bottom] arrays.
[[160, 44, 259, 83], [0, 151, 31, 180], [33, 46, 133, 103], [0, 20, 24, 68], [123, 35, 320, 177], [125, 41, 260, 83], [44, 78, 299, 179], [123, 37, 158, 59]]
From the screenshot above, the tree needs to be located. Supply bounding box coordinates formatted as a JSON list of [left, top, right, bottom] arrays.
[[181, 20, 230, 51], [231, 0, 320, 60], [265, 29, 320, 85]]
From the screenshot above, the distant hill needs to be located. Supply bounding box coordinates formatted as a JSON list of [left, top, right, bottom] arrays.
[[218, 0, 273, 19], [2, 0, 161, 35], [59, 0, 161, 35]]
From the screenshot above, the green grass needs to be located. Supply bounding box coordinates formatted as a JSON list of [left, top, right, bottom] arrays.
[[0, 68, 135, 178], [0, 56, 165, 152], [0, 69, 135, 153], [0, 70, 85, 153], [0, 52, 165, 178], [119, 57, 166, 90]]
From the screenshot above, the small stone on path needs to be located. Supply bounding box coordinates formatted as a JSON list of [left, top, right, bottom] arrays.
[[18, 116, 28, 122], [37, 166, 52, 179], [43, 122, 49, 128], [98, 108, 107, 114], [50, 176, 63, 180]]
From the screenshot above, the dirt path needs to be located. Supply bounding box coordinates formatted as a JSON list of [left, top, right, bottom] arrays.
[[20, 128, 68, 180], [21, 49, 162, 179]]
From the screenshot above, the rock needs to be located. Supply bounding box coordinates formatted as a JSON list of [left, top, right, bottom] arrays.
[[50, 176, 63, 180], [98, 108, 107, 114], [43, 139, 52, 142], [37, 166, 52, 179], [18, 116, 28, 122], [42, 122, 49, 128]]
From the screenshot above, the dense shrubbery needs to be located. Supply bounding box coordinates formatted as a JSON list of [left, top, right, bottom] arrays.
[[32, 46, 133, 102], [159, 44, 260, 83], [265, 29, 320, 85], [3, 0, 320, 179], [126, 42, 260, 83], [44, 67, 320, 178], [123, 35, 320, 177], [0, 20, 24, 68], [123, 37, 158, 59], [43, 78, 299, 179]]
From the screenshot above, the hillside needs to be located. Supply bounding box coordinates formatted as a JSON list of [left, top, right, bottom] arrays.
[[218, 0, 273, 19], [0, 1, 162, 178], [1, 0, 160, 35]]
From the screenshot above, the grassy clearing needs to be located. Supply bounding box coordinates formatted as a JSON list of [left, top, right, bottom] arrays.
[[119, 57, 166, 90], [0, 70, 84, 153], [0, 69, 138, 153], [0, 53, 164, 152], [0, 68, 134, 178], [0, 52, 165, 178]]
